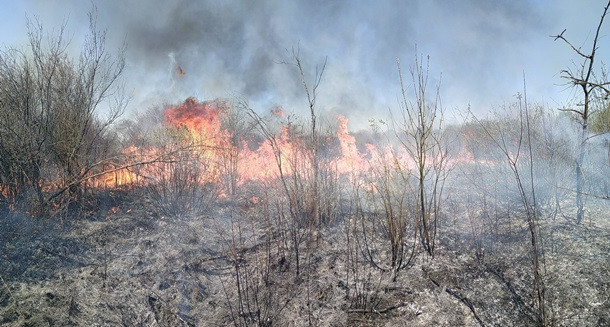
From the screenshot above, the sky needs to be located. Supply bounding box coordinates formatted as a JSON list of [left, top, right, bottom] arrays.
[[0, 0, 609, 130]]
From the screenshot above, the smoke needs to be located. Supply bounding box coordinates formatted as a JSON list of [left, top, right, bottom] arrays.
[[2, 0, 609, 129]]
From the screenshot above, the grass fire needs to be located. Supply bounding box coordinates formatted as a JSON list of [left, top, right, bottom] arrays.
[[1, 2, 610, 326]]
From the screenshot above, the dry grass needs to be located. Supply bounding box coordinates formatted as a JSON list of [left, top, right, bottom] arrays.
[[0, 188, 608, 326]]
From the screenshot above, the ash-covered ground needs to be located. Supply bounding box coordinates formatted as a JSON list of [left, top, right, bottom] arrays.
[[0, 190, 608, 326]]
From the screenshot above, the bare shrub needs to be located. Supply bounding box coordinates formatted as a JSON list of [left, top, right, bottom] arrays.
[[245, 49, 339, 277], [220, 101, 249, 196], [246, 108, 311, 276], [219, 208, 292, 327], [0, 8, 126, 215], [471, 88, 550, 326], [395, 54, 449, 257], [351, 147, 417, 281], [142, 128, 219, 217]]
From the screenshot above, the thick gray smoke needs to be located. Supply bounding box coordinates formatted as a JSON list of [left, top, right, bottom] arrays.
[[2, 0, 609, 128]]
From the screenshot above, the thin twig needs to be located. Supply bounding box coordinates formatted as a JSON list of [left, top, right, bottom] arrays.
[[558, 186, 610, 200], [0, 273, 13, 301], [445, 288, 485, 327], [347, 302, 410, 315]]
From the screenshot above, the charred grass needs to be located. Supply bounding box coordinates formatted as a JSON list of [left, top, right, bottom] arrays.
[[0, 189, 609, 326]]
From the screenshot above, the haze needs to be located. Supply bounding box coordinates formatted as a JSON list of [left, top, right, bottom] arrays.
[[0, 0, 608, 129]]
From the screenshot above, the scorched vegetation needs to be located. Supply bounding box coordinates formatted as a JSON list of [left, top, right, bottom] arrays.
[[1, 4, 610, 327]]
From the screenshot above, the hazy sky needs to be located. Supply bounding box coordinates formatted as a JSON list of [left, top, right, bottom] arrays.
[[0, 0, 609, 129]]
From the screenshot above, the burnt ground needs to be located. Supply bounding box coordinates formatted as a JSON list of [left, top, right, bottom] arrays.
[[0, 191, 609, 326]]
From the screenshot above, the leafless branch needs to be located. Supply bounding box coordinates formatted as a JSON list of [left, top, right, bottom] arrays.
[[551, 32, 590, 59], [45, 145, 197, 203], [558, 107, 584, 116], [347, 302, 410, 315], [446, 288, 485, 327]]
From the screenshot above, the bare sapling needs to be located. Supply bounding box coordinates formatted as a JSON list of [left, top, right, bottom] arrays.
[[246, 106, 310, 277], [291, 48, 328, 227], [353, 143, 418, 281], [396, 53, 449, 257], [551, 0, 610, 223], [244, 52, 331, 277], [472, 81, 549, 326], [221, 101, 248, 196]]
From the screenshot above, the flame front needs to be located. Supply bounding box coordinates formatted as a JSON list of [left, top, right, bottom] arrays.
[[82, 98, 494, 194], [164, 97, 228, 144]]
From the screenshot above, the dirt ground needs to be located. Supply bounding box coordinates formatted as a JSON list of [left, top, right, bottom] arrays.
[[0, 190, 608, 326]]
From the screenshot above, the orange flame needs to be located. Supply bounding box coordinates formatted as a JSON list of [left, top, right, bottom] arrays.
[[2, 97, 501, 201], [334, 115, 368, 174]]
